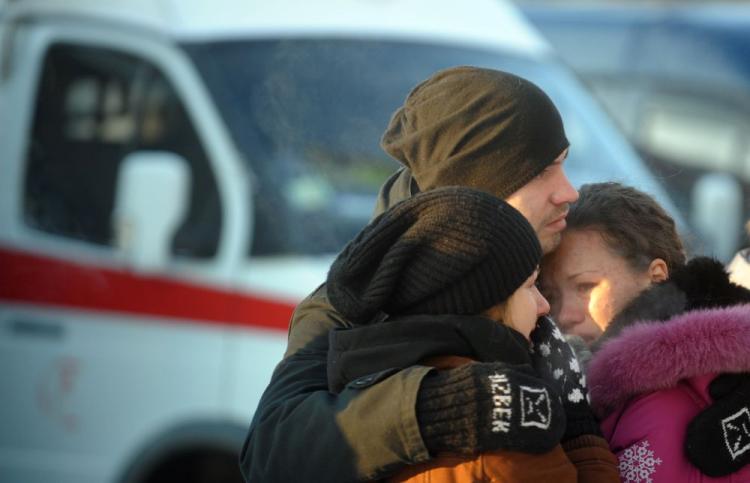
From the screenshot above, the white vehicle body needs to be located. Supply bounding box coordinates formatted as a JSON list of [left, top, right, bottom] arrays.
[[0, 1, 680, 482]]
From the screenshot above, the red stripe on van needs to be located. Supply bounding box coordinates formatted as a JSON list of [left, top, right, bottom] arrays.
[[0, 247, 295, 331]]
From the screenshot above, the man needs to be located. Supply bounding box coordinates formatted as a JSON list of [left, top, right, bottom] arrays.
[[240, 66, 580, 482]]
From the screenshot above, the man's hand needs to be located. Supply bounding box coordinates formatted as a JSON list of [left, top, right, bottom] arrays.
[[417, 361, 565, 455]]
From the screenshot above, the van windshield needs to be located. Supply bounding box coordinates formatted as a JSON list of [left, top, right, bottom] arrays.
[[184, 38, 670, 256]]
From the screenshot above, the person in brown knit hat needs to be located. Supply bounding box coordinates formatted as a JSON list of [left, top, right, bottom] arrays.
[[381, 66, 569, 200], [242, 67, 582, 483], [375, 66, 577, 254], [325, 187, 618, 482]]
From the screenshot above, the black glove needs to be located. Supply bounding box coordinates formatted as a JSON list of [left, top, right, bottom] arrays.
[[685, 372, 750, 477], [416, 361, 565, 456], [529, 316, 601, 442]]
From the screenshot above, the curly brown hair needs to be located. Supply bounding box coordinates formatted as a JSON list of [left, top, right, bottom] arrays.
[[565, 182, 686, 273]]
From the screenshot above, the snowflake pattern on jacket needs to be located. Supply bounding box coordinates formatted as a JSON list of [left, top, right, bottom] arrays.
[[618, 440, 662, 483]]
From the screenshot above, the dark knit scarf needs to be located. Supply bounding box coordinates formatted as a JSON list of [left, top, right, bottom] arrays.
[[327, 314, 530, 393]]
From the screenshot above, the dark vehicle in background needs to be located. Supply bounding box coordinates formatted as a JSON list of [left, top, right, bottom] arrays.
[[523, 2, 750, 260]]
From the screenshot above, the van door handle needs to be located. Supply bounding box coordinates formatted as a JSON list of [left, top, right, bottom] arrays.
[[8, 319, 65, 340]]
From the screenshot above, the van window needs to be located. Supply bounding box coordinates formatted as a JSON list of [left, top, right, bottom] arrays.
[[23, 44, 222, 258], [185, 38, 675, 257]]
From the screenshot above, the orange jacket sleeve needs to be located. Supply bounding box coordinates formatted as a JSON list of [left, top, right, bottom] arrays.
[[390, 445, 578, 483], [563, 434, 621, 483]]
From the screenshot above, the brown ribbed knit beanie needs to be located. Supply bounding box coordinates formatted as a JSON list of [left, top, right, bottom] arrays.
[[381, 66, 569, 199], [327, 187, 542, 324]]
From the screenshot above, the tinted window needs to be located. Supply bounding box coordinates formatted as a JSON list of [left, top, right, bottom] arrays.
[[24, 44, 222, 258], [185, 39, 673, 256]]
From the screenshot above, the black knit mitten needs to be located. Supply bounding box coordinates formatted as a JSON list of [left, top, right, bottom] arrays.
[[685, 373, 750, 477], [530, 316, 600, 442], [416, 361, 565, 456]]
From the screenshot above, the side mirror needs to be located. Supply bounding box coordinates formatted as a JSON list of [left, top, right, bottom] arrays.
[[691, 172, 743, 262], [113, 151, 190, 271]]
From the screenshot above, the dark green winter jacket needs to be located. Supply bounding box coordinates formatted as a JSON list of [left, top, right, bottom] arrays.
[[239, 168, 433, 482]]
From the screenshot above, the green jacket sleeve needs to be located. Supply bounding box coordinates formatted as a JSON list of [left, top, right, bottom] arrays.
[[239, 284, 433, 482]]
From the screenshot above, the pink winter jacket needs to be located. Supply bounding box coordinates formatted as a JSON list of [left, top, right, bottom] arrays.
[[587, 305, 750, 483]]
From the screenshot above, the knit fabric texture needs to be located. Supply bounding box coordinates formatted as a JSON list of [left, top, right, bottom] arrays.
[[327, 187, 542, 324], [380, 66, 569, 199], [530, 316, 600, 442], [417, 362, 565, 456], [685, 372, 750, 477]]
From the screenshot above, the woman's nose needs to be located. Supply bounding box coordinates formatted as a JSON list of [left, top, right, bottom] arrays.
[[557, 296, 585, 332], [535, 289, 551, 317]]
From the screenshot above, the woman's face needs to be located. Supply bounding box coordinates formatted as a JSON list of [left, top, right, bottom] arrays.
[[484, 269, 550, 339], [539, 229, 659, 344]]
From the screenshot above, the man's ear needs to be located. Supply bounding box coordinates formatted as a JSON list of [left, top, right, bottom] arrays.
[[648, 258, 669, 283]]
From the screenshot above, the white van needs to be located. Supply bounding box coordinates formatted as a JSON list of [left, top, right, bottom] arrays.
[[0, 1, 681, 482]]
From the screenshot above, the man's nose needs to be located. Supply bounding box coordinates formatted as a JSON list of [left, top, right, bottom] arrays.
[[552, 173, 579, 206]]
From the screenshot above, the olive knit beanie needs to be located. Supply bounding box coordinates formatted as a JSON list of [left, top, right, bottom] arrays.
[[327, 187, 542, 324], [381, 66, 569, 199]]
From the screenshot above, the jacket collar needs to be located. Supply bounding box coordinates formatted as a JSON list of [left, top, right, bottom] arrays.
[[372, 167, 417, 217], [586, 257, 750, 417], [592, 257, 750, 351], [588, 304, 750, 417]]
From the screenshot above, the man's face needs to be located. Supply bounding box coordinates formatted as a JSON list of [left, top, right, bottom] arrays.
[[505, 149, 578, 254]]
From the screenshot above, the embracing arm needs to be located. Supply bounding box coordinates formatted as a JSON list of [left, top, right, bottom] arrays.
[[239, 285, 432, 482], [241, 287, 577, 482]]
